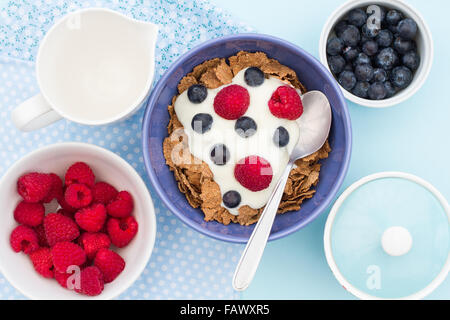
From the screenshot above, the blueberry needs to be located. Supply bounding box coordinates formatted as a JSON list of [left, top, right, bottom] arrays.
[[375, 48, 399, 70], [338, 71, 357, 91], [393, 37, 415, 55], [354, 53, 371, 66], [210, 144, 230, 166], [347, 8, 367, 27], [380, 7, 387, 22], [352, 81, 370, 98], [384, 81, 397, 98], [341, 25, 361, 47], [343, 47, 360, 62], [191, 113, 213, 134], [372, 68, 387, 83], [327, 37, 344, 56], [334, 20, 348, 37], [362, 40, 379, 56], [187, 84, 207, 104], [376, 29, 393, 47], [368, 82, 387, 100], [328, 55, 346, 75], [244, 67, 265, 87], [273, 126, 290, 147], [235, 116, 257, 138], [402, 51, 420, 71], [362, 23, 380, 39], [360, 33, 370, 45], [388, 24, 399, 35], [391, 66, 413, 89], [397, 18, 418, 40], [355, 64, 374, 82], [222, 190, 241, 208], [344, 63, 353, 71], [386, 9, 403, 26]]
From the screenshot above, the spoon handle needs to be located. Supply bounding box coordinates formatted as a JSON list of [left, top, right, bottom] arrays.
[[232, 160, 294, 291]]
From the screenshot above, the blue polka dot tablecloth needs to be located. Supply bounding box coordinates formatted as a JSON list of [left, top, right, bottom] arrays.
[[0, 0, 253, 300]]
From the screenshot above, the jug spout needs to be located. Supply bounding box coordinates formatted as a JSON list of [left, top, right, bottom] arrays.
[[96, 8, 159, 48], [134, 19, 159, 47], [143, 21, 159, 42]]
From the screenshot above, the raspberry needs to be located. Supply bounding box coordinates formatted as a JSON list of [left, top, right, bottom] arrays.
[[30, 247, 54, 278], [56, 265, 91, 289], [13, 201, 45, 227], [92, 182, 118, 205], [64, 183, 93, 209], [34, 224, 49, 247], [234, 156, 273, 192], [75, 203, 107, 232], [57, 208, 74, 220], [54, 271, 71, 288], [10, 225, 39, 254], [106, 191, 134, 218], [65, 162, 95, 188], [107, 216, 138, 248], [213, 84, 250, 120], [78, 232, 111, 260], [17, 172, 53, 203], [94, 248, 125, 283], [44, 213, 80, 246], [268, 86, 303, 120], [42, 173, 63, 203], [51, 241, 86, 273], [75, 266, 104, 296], [57, 193, 78, 213]]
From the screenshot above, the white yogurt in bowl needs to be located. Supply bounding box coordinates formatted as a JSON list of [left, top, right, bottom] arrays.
[[173, 68, 301, 214]]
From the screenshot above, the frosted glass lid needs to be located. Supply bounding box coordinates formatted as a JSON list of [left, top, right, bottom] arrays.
[[324, 172, 450, 299]]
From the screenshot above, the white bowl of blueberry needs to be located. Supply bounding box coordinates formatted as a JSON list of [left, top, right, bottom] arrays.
[[319, 0, 433, 107]]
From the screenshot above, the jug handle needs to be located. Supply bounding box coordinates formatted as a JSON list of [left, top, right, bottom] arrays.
[[11, 94, 62, 132]]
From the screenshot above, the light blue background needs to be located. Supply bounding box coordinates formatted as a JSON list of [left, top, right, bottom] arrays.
[[210, 0, 450, 299]]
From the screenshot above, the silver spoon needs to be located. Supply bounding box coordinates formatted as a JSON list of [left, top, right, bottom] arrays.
[[232, 90, 332, 291]]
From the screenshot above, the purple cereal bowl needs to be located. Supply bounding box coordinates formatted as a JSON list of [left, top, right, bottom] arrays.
[[142, 33, 352, 243]]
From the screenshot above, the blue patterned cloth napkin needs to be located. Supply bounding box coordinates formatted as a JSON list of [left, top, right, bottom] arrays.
[[0, 0, 253, 300]]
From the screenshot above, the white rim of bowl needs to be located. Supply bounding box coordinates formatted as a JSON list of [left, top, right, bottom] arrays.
[[0, 142, 157, 300], [319, 0, 434, 108], [324, 171, 450, 300]]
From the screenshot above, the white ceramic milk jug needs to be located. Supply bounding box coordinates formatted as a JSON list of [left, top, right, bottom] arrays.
[[11, 8, 159, 131]]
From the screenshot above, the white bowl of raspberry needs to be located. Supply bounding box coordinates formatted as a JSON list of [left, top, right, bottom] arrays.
[[0, 142, 156, 300], [319, 0, 433, 108]]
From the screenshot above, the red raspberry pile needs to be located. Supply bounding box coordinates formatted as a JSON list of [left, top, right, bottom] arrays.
[[9, 162, 138, 297]]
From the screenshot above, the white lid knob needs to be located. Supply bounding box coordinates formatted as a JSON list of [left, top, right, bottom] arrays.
[[381, 226, 413, 257]]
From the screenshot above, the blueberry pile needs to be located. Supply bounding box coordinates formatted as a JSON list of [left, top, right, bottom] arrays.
[[326, 6, 420, 100]]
